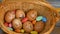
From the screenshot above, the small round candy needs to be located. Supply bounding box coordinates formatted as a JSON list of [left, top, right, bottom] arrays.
[[9, 23, 12, 28], [4, 22, 9, 27], [42, 17, 47, 22], [22, 17, 28, 23], [20, 29, 25, 33], [15, 29, 21, 33], [36, 16, 43, 21], [31, 31, 38, 34], [8, 27, 13, 31], [32, 20, 36, 25]]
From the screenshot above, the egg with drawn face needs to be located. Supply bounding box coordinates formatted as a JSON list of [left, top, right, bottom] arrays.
[[5, 11, 15, 23], [23, 21, 33, 33], [27, 10, 37, 21], [34, 21, 44, 32], [12, 18, 22, 30], [16, 10, 25, 19]]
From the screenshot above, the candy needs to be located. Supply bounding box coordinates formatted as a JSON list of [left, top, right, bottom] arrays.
[[20, 29, 25, 33], [31, 31, 38, 34], [36, 16, 43, 21], [4, 22, 9, 27], [22, 17, 28, 23], [42, 17, 47, 22], [32, 20, 36, 24], [15, 29, 21, 33], [8, 27, 13, 31], [9, 23, 12, 28]]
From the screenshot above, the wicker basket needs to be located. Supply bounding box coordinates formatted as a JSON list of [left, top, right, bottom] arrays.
[[0, 0, 59, 34]]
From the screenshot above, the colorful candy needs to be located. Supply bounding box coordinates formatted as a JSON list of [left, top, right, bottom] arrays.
[[31, 31, 38, 34], [22, 17, 28, 23], [42, 17, 47, 22], [4, 22, 9, 27], [36, 16, 43, 21], [32, 20, 36, 25], [9, 23, 12, 28], [8, 27, 13, 31], [15, 29, 21, 33], [20, 29, 25, 33]]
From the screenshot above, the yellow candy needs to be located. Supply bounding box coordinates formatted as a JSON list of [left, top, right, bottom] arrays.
[[20, 29, 25, 33], [31, 31, 38, 34]]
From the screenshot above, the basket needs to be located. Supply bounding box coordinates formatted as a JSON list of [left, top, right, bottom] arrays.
[[0, 0, 59, 34]]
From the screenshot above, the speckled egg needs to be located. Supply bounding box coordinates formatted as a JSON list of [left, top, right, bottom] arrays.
[[34, 21, 44, 32], [5, 11, 15, 23], [27, 10, 37, 21], [23, 21, 33, 33], [12, 18, 22, 29], [16, 10, 25, 19]]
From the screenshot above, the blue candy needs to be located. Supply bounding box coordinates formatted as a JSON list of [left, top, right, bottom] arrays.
[[42, 17, 47, 22]]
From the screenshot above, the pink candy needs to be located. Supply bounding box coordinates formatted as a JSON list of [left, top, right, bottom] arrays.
[[22, 17, 28, 23], [9, 23, 12, 28]]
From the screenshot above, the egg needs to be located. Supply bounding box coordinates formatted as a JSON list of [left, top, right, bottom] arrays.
[[34, 21, 44, 32], [12, 18, 22, 29], [27, 10, 37, 21], [5, 11, 15, 23], [23, 21, 33, 33], [16, 10, 25, 19]]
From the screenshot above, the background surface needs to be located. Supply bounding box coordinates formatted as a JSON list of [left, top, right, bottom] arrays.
[[0, 0, 60, 34]]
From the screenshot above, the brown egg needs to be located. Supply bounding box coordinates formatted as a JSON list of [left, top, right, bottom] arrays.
[[27, 10, 37, 21], [5, 11, 15, 23], [34, 21, 44, 32], [23, 21, 33, 33], [16, 10, 25, 19], [12, 18, 22, 29]]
